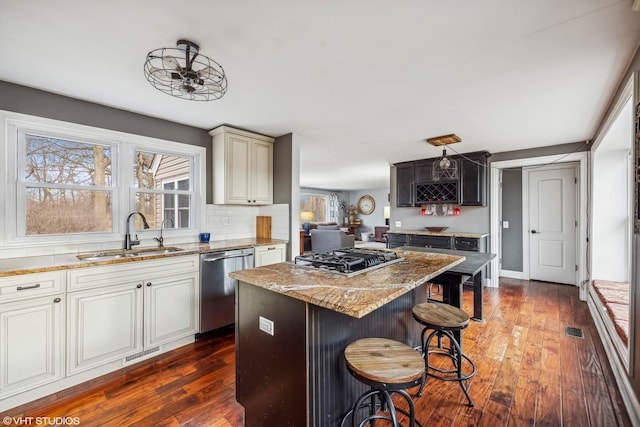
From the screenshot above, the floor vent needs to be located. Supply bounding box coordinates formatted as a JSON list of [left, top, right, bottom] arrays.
[[124, 346, 160, 364], [565, 326, 584, 339]]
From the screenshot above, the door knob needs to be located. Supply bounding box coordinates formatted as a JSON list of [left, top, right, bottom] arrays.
[[531, 230, 538, 234]]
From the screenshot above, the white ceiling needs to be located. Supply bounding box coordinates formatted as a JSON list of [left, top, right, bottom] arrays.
[[1, 1, 639, 190]]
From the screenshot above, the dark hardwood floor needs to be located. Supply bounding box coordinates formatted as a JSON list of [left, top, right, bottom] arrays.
[[1, 278, 632, 426]]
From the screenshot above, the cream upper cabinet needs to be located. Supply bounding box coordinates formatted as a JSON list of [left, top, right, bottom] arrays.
[[210, 125, 274, 205]]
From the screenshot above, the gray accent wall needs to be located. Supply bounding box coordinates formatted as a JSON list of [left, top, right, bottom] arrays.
[[501, 168, 523, 272], [273, 133, 299, 259], [0, 80, 213, 201]]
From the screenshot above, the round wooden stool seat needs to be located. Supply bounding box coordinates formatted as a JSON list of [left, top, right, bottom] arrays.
[[344, 338, 424, 388], [412, 302, 469, 329], [341, 338, 425, 427]]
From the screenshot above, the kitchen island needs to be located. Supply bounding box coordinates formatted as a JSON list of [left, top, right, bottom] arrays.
[[229, 250, 464, 426]]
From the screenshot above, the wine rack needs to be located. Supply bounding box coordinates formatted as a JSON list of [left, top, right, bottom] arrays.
[[416, 181, 458, 204]]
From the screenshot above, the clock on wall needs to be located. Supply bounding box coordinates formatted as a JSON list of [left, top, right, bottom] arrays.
[[357, 195, 375, 215]]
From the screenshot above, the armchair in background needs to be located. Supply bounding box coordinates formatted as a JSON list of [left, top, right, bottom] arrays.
[[310, 225, 355, 253]]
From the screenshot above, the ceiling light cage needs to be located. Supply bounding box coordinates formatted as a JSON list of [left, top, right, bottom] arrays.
[[144, 39, 227, 101], [432, 148, 459, 181], [426, 134, 461, 182]]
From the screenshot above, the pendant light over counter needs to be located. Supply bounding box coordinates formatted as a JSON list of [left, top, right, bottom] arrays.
[[426, 133, 461, 182]]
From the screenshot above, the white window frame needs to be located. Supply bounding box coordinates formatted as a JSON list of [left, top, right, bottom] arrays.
[[0, 111, 205, 252], [299, 193, 330, 223]]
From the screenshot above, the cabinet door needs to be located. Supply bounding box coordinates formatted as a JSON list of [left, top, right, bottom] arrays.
[[0, 295, 64, 398], [255, 244, 286, 267], [396, 163, 415, 207], [414, 160, 433, 183], [387, 233, 408, 248], [252, 140, 273, 204], [460, 153, 487, 206], [67, 283, 143, 375], [144, 271, 199, 348], [226, 133, 252, 204]]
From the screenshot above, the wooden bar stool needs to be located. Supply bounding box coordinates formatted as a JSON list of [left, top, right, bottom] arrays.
[[341, 338, 425, 427], [412, 301, 476, 407]]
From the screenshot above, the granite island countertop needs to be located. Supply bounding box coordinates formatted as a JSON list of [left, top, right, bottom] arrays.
[[387, 230, 489, 239], [229, 250, 464, 318], [0, 238, 288, 277]]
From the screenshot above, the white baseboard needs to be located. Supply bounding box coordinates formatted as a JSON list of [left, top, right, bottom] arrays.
[[500, 269, 526, 279]]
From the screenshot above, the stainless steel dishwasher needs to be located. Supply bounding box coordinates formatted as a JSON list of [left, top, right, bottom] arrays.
[[200, 248, 254, 333]]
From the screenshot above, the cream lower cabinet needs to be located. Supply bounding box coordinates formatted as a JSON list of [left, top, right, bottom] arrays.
[[255, 243, 287, 266], [67, 282, 143, 375], [210, 125, 274, 205], [0, 294, 64, 400], [67, 255, 199, 375]]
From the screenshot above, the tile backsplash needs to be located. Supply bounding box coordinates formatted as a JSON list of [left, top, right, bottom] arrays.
[[205, 204, 289, 241]]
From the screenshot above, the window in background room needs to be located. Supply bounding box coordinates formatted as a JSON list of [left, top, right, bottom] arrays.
[[300, 194, 328, 224], [133, 150, 192, 230], [20, 132, 114, 235]]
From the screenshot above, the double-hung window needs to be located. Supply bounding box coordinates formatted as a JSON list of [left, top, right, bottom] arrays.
[[4, 112, 204, 248]]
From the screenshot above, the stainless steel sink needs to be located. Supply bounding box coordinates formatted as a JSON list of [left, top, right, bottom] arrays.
[[76, 246, 184, 261]]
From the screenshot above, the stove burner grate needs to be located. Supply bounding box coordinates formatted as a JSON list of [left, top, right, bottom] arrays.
[[294, 248, 403, 276]]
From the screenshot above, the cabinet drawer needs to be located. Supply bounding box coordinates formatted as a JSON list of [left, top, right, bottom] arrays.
[[68, 255, 199, 292], [408, 235, 452, 249], [0, 271, 65, 303], [453, 238, 479, 251]]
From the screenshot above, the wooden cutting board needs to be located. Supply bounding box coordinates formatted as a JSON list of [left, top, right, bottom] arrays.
[[256, 216, 272, 239]]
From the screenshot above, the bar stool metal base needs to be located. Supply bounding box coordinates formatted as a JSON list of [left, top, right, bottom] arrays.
[[418, 328, 476, 406], [339, 387, 423, 427]]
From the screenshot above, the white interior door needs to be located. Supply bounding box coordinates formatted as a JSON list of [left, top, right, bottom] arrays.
[[527, 163, 577, 285]]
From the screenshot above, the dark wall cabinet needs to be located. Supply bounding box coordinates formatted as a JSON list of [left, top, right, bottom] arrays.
[[395, 151, 489, 207], [395, 162, 415, 207], [459, 152, 489, 206]]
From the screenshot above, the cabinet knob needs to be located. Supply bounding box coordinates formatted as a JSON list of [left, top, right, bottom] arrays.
[[531, 230, 538, 234], [137, 284, 142, 288], [146, 282, 152, 287], [53, 297, 61, 303]]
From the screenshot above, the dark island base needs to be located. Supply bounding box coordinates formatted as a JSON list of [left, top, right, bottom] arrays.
[[236, 281, 428, 426]]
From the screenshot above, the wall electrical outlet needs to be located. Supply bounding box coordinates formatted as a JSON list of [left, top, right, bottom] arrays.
[[259, 316, 274, 336], [502, 221, 509, 229], [222, 217, 231, 226], [395, 220, 402, 228]]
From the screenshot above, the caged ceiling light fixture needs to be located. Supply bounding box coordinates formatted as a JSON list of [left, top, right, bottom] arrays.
[[143, 39, 227, 101], [426, 133, 461, 181]]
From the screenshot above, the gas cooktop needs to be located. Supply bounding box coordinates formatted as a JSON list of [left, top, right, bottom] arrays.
[[294, 248, 404, 277]]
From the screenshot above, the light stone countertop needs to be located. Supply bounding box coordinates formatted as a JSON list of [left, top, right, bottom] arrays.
[[0, 238, 288, 277], [229, 250, 465, 318], [387, 230, 489, 238]]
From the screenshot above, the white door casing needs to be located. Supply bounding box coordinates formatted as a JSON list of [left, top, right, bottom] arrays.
[[526, 163, 578, 285]]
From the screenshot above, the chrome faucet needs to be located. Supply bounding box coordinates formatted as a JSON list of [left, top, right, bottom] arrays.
[[154, 219, 174, 248], [125, 211, 150, 250]]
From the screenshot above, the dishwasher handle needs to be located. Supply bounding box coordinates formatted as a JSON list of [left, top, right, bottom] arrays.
[[202, 253, 254, 262]]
